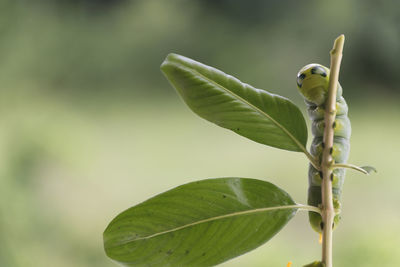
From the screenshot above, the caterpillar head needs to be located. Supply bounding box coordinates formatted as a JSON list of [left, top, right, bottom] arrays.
[[296, 64, 330, 105]]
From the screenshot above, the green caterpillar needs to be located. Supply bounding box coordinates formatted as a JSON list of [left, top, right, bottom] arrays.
[[296, 64, 351, 233]]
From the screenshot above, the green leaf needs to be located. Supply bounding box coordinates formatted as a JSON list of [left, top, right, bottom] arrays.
[[360, 165, 377, 174], [161, 53, 308, 152], [303, 261, 325, 267], [104, 178, 298, 266]]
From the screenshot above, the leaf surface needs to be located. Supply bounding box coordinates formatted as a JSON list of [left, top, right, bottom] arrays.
[[104, 178, 298, 266], [161, 53, 308, 152]]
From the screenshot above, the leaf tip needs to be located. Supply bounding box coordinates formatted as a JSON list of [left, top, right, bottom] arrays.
[[361, 165, 377, 175], [160, 53, 174, 72], [160, 53, 188, 79]]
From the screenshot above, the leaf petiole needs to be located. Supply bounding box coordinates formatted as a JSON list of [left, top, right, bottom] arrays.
[[331, 163, 377, 175], [305, 152, 321, 170], [296, 204, 322, 215]]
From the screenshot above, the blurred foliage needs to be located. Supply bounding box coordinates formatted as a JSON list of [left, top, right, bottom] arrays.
[[0, 0, 399, 101], [0, 0, 399, 266]]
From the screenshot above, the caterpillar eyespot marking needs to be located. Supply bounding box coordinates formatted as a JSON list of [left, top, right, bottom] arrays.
[[297, 73, 306, 88], [311, 66, 328, 77], [297, 63, 351, 233]]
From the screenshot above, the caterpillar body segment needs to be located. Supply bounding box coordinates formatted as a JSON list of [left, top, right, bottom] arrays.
[[296, 63, 351, 233]]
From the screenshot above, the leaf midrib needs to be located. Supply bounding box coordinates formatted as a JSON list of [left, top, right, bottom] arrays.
[[109, 204, 299, 247], [176, 62, 307, 153]]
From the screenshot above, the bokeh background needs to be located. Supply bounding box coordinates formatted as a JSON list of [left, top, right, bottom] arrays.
[[0, 0, 399, 266]]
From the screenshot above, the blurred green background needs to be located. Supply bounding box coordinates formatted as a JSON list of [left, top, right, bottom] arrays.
[[0, 0, 399, 266]]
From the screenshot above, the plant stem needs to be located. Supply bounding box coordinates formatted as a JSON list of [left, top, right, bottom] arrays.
[[321, 34, 345, 267]]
